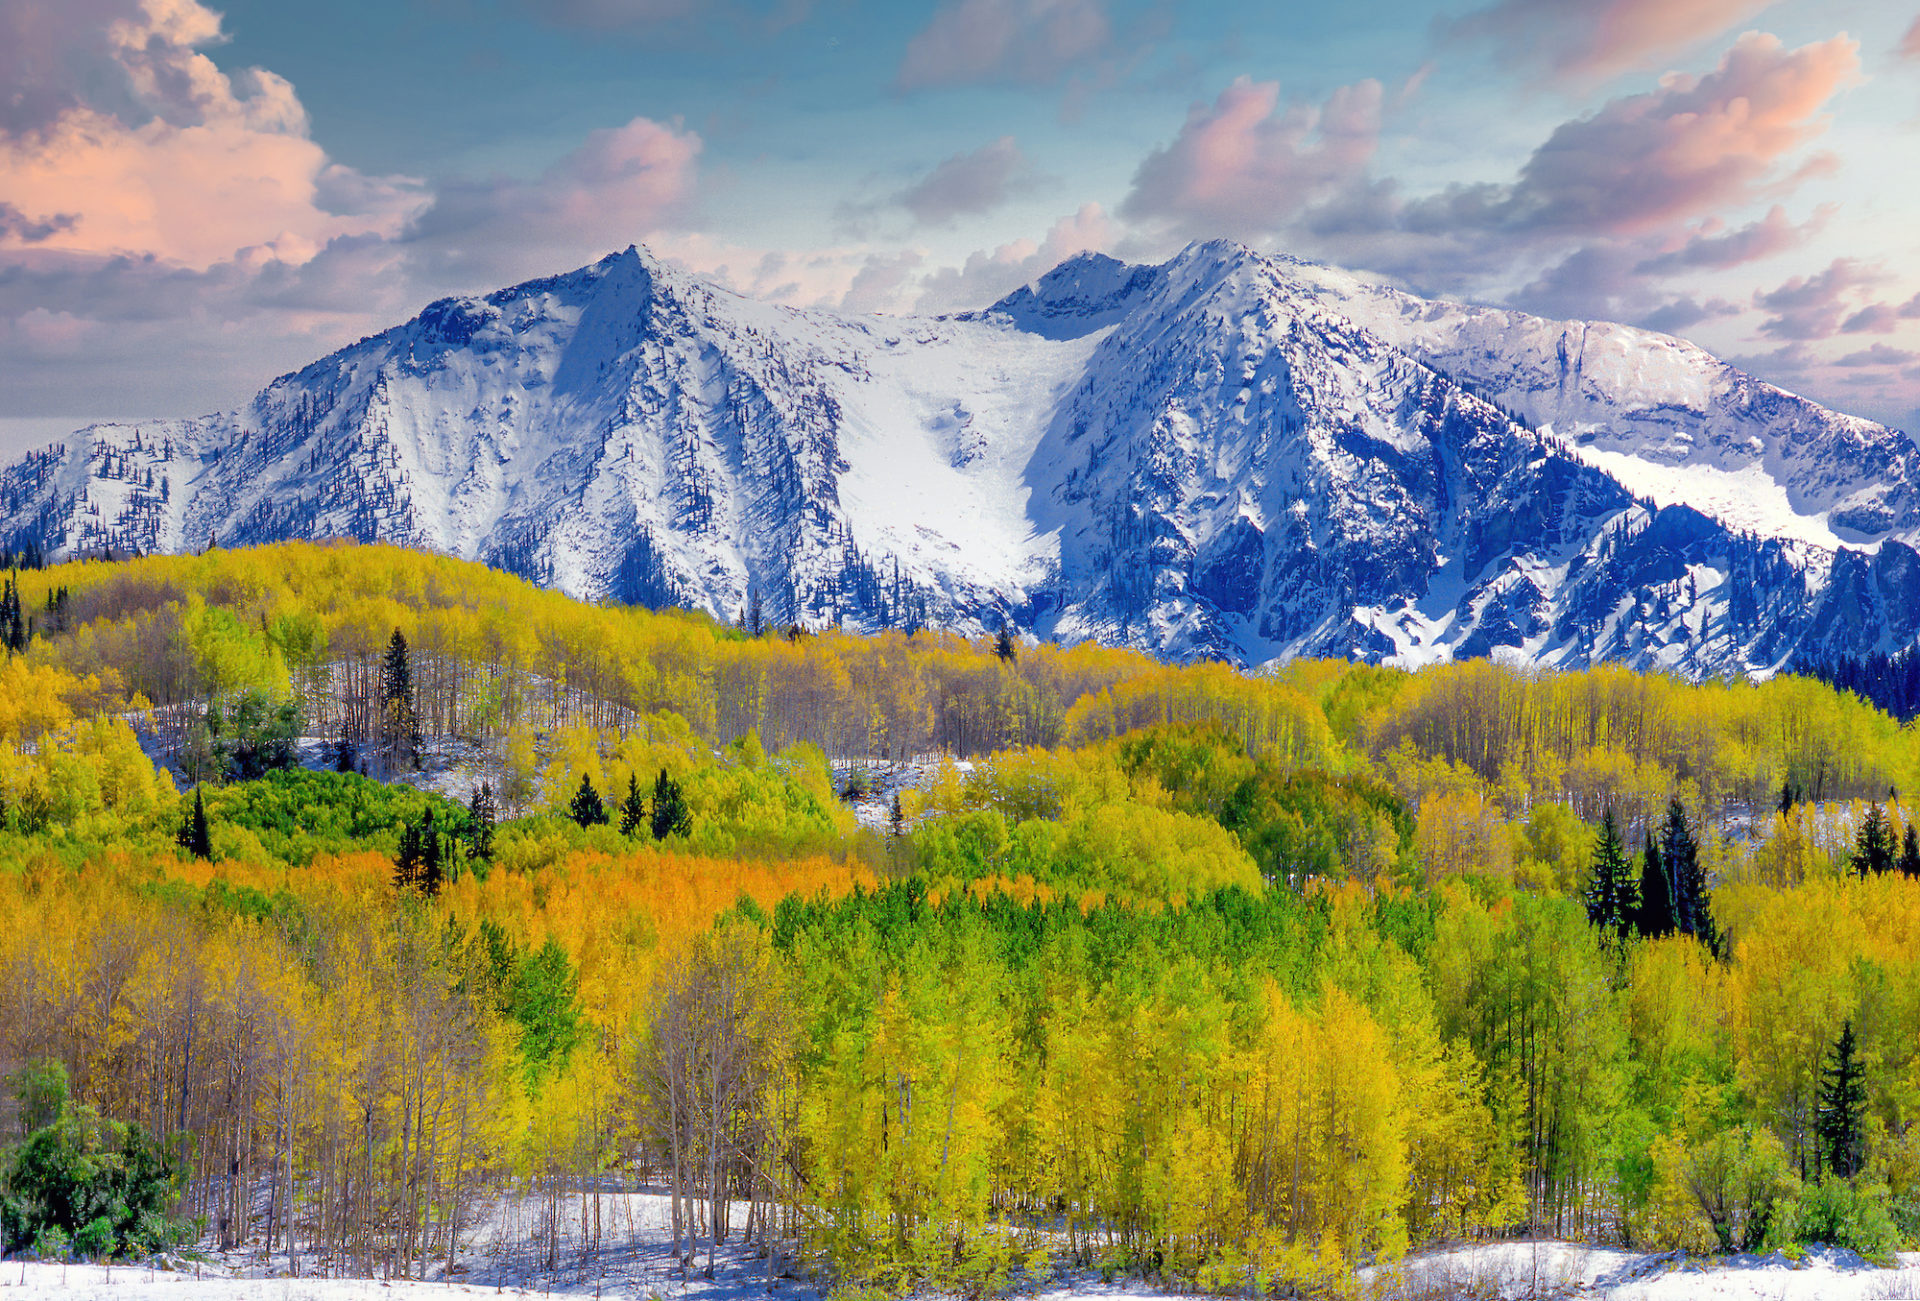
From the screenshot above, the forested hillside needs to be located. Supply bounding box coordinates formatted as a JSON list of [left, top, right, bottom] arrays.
[[2, 540, 1919, 1291]]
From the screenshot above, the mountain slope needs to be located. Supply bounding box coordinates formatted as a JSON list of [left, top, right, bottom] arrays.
[[5, 240, 1917, 676]]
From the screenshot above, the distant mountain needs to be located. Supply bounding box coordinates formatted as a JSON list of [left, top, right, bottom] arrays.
[[6, 240, 1919, 676]]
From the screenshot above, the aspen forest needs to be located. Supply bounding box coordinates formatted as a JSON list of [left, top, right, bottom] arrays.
[[6, 540, 1920, 1293]]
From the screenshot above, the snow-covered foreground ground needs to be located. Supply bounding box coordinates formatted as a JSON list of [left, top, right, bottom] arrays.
[[8, 1199, 1920, 1300], [1359, 1239, 1920, 1298]]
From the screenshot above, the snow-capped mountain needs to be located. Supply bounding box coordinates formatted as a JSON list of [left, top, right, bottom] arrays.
[[5, 240, 1918, 676]]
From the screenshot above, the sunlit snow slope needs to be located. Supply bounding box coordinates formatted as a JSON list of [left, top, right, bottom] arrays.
[[4, 241, 1918, 677]]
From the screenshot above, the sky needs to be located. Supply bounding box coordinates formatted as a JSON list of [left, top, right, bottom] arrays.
[[1, 0, 1918, 453]]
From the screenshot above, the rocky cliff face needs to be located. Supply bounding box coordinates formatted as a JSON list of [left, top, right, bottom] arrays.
[[6, 239, 1917, 676]]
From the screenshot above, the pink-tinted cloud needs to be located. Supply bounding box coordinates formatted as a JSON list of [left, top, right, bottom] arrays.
[[0, 0, 425, 269], [1636, 204, 1828, 273], [403, 117, 701, 292], [1837, 345, 1919, 368], [1481, 32, 1856, 237], [915, 203, 1114, 312], [896, 137, 1035, 226], [1120, 77, 1383, 240], [1753, 258, 1884, 339], [1449, 0, 1781, 83], [895, 0, 1110, 91]]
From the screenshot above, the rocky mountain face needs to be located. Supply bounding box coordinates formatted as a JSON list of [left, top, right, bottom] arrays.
[[6, 240, 1918, 676]]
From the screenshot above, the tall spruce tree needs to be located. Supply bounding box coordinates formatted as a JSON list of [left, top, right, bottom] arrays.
[[1816, 1020, 1867, 1179], [650, 767, 690, 840], [618, 773, 648, 837], [1850, 804, 1897, 877], [569, 773, 608, 828], [379, 628, 422, 771], [1635, 833, 1675, 939], [175, 787, 212, 861], [1660, 799, 1719, 954], [1583, 807, 1637, 944], [466, 782, 497, 862], [1900, 824, 1920, 879]]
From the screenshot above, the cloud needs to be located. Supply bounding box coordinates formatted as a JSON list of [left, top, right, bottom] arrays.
[[1635, 204, 1827, 273], [838, 251, 926, 314], [915, 203, 1114, 312], [1753, 258, 1883, 339], [895, 137, 1035, 226], [1447, 0, 1782, 83], [1836, 344, 1919, 368], [1637, 295, 1741, 334], [0, 0, 426, 270], [1411, 33, 1856, 240], [1120, 77, 1383, 241], [895, 0, 1110, 91], [400, 116, 701, 292], [0, 0, 709, 421]]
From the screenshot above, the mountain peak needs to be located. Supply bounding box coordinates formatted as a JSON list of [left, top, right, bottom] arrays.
[[4, 240, 1918, 676]]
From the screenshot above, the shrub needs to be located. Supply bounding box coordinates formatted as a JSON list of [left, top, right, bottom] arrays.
[[1768, 1179, 1902, 1264]]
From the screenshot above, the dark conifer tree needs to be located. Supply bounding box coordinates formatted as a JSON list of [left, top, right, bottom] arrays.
[[1900, 824, 1920, 880], [466, 782, 497, 862], [1635, 834, 1675, 939], [1816, 1020, 1867, 1180], [418, 808, 443, 897], [650, 767, 690, 840], [1660, 799, 1720, 954], [618, 773, 647, 837], [569, 773, 608, 827], [1583, 807, 1637, 944], [176, 787, 213, 861], [1849, 804, 1897, 878], [393, 819, 422, 892], [380, 628, 422, 771], [993, 622, 1017, 663]]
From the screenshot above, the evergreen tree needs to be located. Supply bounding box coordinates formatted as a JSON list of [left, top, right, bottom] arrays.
[[1635, 833, 1675, 939], [1583, 807, 1637, 944], [618, 773, 648, 837], [466, 781, 497, 862], [175, 787, 213, 861], [418, 807, 444, 897], [1900, 824, 1920, 880], [649, 767, 691, 840], [569, 773, 608, 828], [379, 628, 422, 771], [1849, 803, 1897, 878], [993, 622, 1017, 663], [1816, 1020, 1867, 1180], [1660, 799, 1719, 953], [393, 819, 422, 892]]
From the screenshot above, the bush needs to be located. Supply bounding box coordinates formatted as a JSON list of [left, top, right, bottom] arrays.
[[1768, 1179, 1902, 1264], [0, 1064, 191, 1260]]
